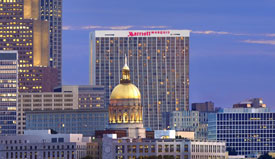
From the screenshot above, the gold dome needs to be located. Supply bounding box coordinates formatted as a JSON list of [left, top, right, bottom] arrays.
[[110, 83, 141, 100], [110, 55, 141, 100]]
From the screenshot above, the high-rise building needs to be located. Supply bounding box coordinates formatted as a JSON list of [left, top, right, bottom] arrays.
[[0, 0, 58, 92], [40, 0, 63, 86], [192, 101, 215, 112], [90, 30, 190, 130], [208, 108, 275, 157], [0, 51, 18, 135]]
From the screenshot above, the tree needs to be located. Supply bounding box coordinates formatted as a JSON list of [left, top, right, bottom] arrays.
[[226, 147, 237, 155], [81, 156, 93, 159], [258, 153, 273, 159], [163, 155, 175, 159]]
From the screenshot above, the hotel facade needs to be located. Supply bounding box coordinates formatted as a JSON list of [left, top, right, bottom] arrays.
[[90, 30, 190, 130]]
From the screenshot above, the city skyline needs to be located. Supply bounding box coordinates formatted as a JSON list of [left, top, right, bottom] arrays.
[[62, 0, 275, 108]]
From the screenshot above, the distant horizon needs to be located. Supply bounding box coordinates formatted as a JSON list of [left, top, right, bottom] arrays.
[[62, 0, 275, 109]]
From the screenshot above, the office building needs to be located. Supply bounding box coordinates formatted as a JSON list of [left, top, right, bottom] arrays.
[[163, 111, 209, 140], [40, 0, 63, 86], [192, 101, 215, 112], [233, 98, 266, 108], [26, 109, 109, 136], [0, 51, 18, 135], [0, 0, 59, 92], [17, 85, 105, 134], [208, 108, 275, 157], [102, 134, 226, 159], [90, 30, 190, 130], [0, 130, 89, 159]]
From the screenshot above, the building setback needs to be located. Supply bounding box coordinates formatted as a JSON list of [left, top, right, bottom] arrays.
[[90, 30, 190, 130], [0, 0, 58, 92], [0, 51, 18, 135], [40, 0, 63, 86], [208, 108, 275, 157]]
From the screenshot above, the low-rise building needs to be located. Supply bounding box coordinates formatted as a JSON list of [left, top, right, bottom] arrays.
[[163, 111, 209, 140], [208, 107, 275, 157], [0, 130, 90, 159], [26, 109, 108, 136], [87, 138, 103, 159], [17, 85, 105, 134], [102, 134, 227, 159]]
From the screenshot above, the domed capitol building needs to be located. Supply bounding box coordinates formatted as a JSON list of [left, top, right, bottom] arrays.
[[108, 56, 146, 138]]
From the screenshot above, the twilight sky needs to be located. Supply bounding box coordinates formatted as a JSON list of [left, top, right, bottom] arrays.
[[62, 0, 275, 108]]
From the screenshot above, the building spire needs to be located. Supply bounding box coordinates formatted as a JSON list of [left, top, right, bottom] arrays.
[[121, 54, 130, 83], [125, 54, 128, 66]]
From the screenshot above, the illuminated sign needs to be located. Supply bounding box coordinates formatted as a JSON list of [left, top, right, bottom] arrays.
[[128, 31, 171, 37]]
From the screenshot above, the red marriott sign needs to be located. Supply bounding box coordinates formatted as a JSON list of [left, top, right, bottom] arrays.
[[128, 31, 170, 37]]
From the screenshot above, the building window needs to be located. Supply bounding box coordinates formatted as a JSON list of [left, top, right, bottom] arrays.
[[176, 145, 181, 153], [132, 145, 136, 153], [158, 145, 162, 152], [139, 145, 143, 153], [184, 145, 188, 152], [165, 145, 169, 152], [151, 145, 155, 153], [170, 145, 174, 152]]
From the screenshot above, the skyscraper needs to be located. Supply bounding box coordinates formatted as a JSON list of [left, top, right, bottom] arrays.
[[90, 30, 190, 130], [0, 0, 58, 92], [0, 51, 18, 135], [40, 0, 63, 86]]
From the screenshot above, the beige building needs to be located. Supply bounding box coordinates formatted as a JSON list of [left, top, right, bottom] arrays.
[[0, 130, 90, 159], [102, 134, 226, 159], [17, 85, 105, 134], [87, 139, 103, 159]]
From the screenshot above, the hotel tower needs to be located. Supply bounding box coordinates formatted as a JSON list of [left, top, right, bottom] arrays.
[[90, 30, 190, 130]]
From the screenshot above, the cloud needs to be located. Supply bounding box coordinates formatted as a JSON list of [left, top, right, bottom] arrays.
[[265, 34, 275, 37], [62, 26, 75, 30], [109, 26, 133, 30], [63, 25, 170, 30], [192, 30, 275, 38], [81, 25, 103, 29], [191, 30, 249, 36], [143, 25, 169, 29], [242, 40, 275, 45]]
